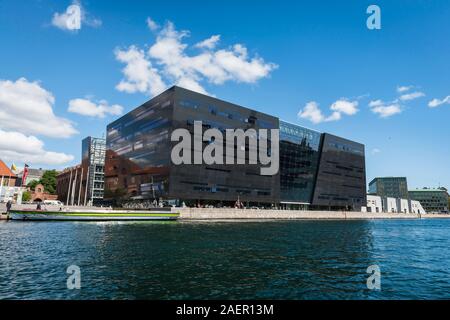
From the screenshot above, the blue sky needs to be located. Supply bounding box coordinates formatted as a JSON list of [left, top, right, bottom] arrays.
[[0, 0, 448, 190]]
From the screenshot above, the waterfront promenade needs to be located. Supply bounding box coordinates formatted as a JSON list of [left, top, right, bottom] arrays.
[[2, 203, 449, 220]]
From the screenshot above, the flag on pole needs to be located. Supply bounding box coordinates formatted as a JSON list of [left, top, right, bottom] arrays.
[[22, 164, 29, 187], [11, 163, 17, 173]]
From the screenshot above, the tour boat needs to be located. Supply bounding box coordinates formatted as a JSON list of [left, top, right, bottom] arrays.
[[8, 208, 179, 221]]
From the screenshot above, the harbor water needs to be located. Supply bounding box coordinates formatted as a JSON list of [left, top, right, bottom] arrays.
[[1, 219, 450, 299]]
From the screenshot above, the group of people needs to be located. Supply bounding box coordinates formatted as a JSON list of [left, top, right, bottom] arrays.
[[4, 200, 42, 214]]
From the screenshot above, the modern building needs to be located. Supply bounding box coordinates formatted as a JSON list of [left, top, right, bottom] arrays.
[[383, 197, 398, 213], [409, 188, 449, 213], [368, 177, 409, 199], [0, 160, 23, 203], [105, 86, 366, 210], [410, 200, 426, 214], [82, 136, 106, 204], [363, 194, 426, 214], [366, 195, 383, 213], [56, 136, 106, 206]]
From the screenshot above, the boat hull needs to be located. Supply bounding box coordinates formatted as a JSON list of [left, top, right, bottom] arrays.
[[8, 210, 179, 221]]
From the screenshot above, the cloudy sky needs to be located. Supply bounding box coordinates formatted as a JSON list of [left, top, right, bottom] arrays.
[[0, 0, 448, 189]]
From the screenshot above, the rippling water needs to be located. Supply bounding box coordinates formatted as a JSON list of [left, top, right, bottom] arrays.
[[1, 219, 450, 299]]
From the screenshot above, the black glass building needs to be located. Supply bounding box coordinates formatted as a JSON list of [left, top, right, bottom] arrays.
[[279, 121, 321, 209], [105, 86, 366, 210], [311, 134, 366, 210], [105, 86, 279, 206]]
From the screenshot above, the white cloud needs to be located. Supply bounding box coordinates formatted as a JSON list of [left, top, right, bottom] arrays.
[[146, 17, 159, 31], [297, 101, 326, 124], [51, 1, 101, 31], [369, 100, 402, 118], [68, 98, 123, 118], [371, 148, 381, 155], [428, 95, 450, 108], [0, 129, 74, 166], [0, 78, 78, 138], [397, 85, 413, 93], [195, 35, 221, 49], [330, 99, 359, 115], [399, 91, 425, 101], [115, 20, 277, 96], [298, 99, 358, 124], [115, 45, 167, 97]]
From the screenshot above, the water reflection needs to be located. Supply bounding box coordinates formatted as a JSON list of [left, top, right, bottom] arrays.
[[1, 219, 450, 299]]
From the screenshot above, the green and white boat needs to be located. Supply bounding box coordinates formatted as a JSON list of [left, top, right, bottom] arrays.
[[8, 208, 179, 221]]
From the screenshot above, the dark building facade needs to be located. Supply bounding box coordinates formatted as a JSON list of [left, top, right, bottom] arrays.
[[105, 86, 366, 210], [279, 121, 322, 209], [311, 134, 366, 210], [409, 188, 449, 213], [105, 86, 279, 206], [368, 177, 409, 199]]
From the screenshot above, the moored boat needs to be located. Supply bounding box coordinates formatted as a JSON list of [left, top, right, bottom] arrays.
[[8, 209, 179, 221]]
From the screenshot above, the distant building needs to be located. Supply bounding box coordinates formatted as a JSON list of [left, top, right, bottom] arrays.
[[0, 159, 24, 203], [410, 200, 426, 214], [369, 177, 409, 199], [366, 195, 383, 213], [30, 184, 58, 202], [409, 188, 449, 213], [56, 164, 83, 205], [56, 136, 106, 206], [363, 194, 426, 214], [82, 136, 106, 204]]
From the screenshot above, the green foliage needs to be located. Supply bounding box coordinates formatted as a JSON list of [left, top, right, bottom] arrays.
[[22, 191, 32, 202], [39, 170, 57, 194], [27, 170, 58, 194], [26, 180, 39, 191]]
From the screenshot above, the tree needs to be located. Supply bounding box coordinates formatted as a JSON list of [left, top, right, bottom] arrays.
[[22, 191, 31, 202], [39, 170, 57, 194], [27, 180, 39, 191]]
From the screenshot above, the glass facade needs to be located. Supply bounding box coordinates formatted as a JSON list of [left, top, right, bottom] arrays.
[[169, 87, 280, 204], [105, 89, 173, 200], [312, 133, 366, 210], [82, 136, 106, 203], [105, 86, 366, 209], [409, 189, 449, 213], [368, 177, 409, 199], [279, 121, 321, 204]]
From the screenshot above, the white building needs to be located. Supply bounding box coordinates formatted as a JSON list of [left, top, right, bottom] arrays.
[[397, 198, 410, 214], [383, 197, 398, 213], [363, 194, 427, 214], [366, 195, 383, 213], [0, 186, 24, 204], [410, 200, 426, 214]]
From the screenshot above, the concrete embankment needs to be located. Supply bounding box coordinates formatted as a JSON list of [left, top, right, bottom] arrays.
[[173, 208, 424, 220]]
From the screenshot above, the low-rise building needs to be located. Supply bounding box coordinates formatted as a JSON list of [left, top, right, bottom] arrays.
[[397, 198, 410, 214], [366, 195, 382, 213], [0, 160, 24, 203], [383, 197, 398, 213], [363, 195, 426, 214], [368, 177, 409, 199], [409, 188, 449, 213], [410, 200, 426, 214]]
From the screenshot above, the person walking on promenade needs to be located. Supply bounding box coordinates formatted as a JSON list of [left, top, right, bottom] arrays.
[[6, 200, 12, 213], [36, 202, 42, 211]]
